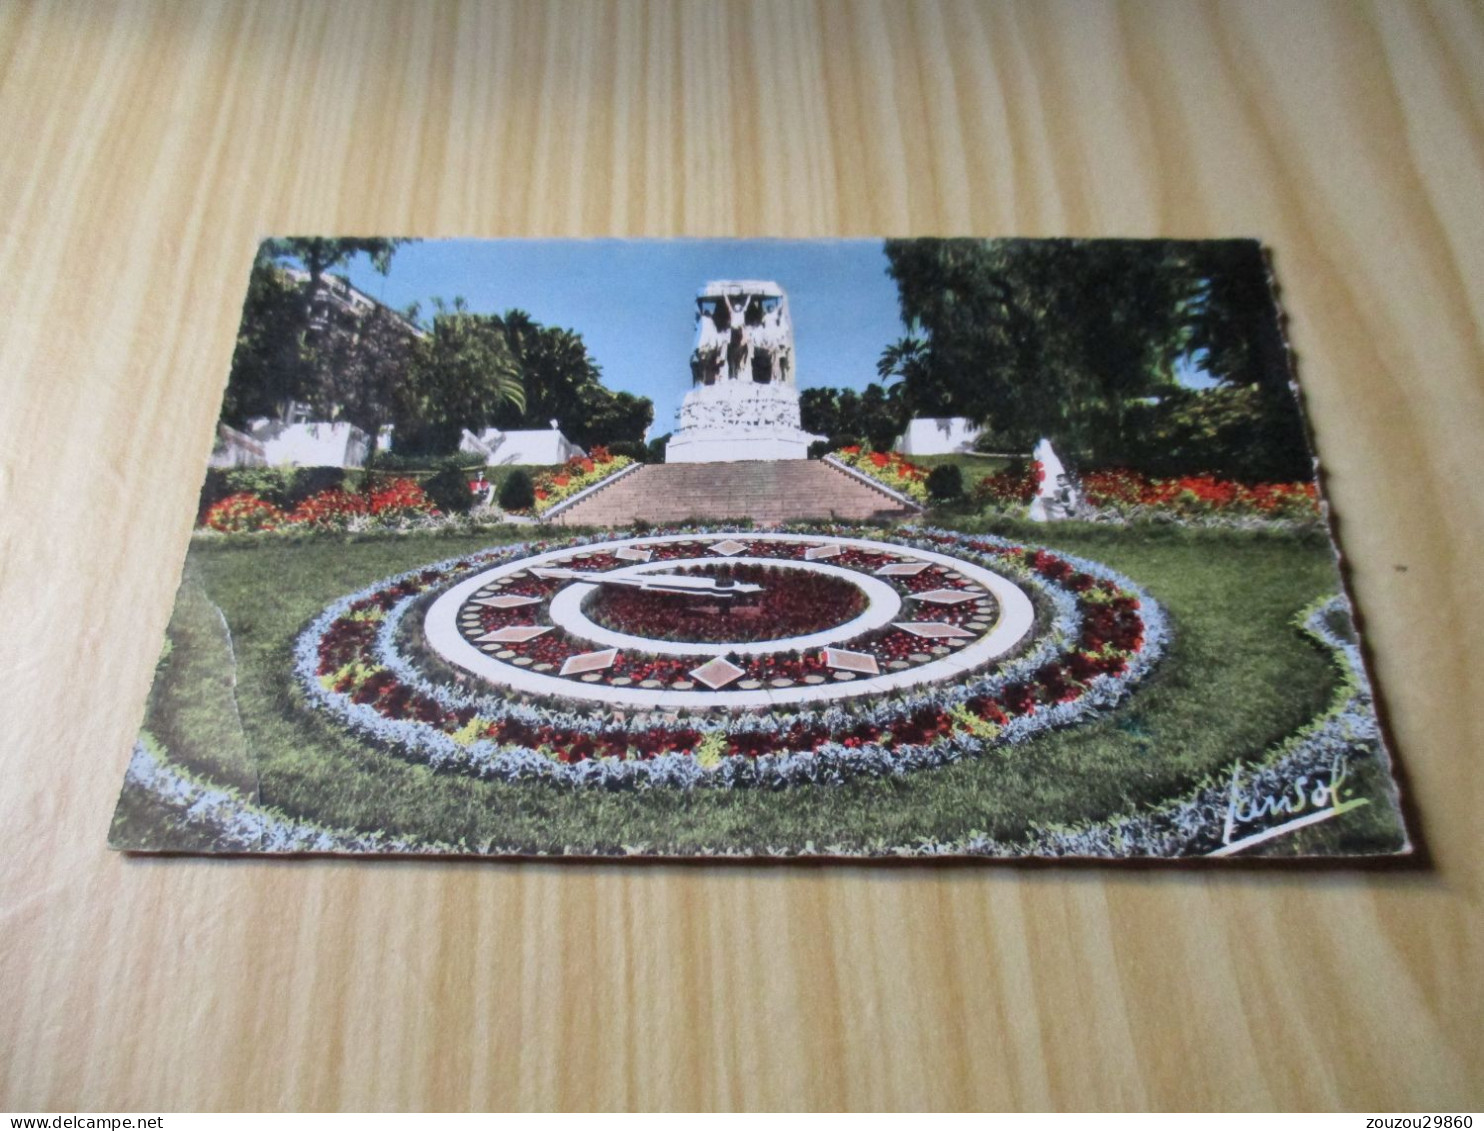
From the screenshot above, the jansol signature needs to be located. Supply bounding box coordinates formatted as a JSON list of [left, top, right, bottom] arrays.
[[1213, 753, 1368, 855]]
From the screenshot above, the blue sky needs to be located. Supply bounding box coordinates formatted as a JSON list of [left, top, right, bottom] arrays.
[[343, 239, 907, 439]]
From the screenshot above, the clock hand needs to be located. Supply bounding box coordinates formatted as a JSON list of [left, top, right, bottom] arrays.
[[530, 567, 763, 597]]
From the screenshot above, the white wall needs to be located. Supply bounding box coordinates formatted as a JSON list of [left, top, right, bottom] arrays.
[[253, 421, 370, 468], [460, 427, 585, 466], [896, 417, 983, 457]]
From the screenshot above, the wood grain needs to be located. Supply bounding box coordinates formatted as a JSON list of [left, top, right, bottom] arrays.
[[1, 0, 1481, 1112]]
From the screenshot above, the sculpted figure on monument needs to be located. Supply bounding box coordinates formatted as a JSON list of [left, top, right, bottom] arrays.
[[668, 280, 823, 463], [690, 282, 794, 388]]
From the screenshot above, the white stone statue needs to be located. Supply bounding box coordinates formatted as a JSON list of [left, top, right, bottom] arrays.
[[667, 281, 825, 463], [1028, 438, 1080, 522]]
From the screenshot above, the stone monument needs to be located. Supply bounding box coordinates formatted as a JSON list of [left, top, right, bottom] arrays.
[[665, 280, 825, 463], [1028, 437, 1081, 521]]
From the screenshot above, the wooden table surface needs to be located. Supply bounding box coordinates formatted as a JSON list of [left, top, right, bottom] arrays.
[[2, 0, 1481, 1112]]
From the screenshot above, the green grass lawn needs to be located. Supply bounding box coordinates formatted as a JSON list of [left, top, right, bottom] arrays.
[[110, 517, 1408, 856], [903, 451, 1010, 479]]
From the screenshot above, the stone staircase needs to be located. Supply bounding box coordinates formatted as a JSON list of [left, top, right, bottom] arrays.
[[549, 459, 921, 527]]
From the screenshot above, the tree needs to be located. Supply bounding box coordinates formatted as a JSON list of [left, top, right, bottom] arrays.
[[402, 303, 526, 453], [571, 389, 653, 449], [485, 309, 653, 448], [223, 239, 417, 432], [858, 381, 911, 450], [1181, 241, 1310, 479], [800, 382, 909, 450], [311, 300, 421, 452], [260, 237, 410, 324], [220, 261, 310, 426], [484, 311, 599, 430], [799, 387, 842, 440], [880, 237, 1310, 478], [877, 333, 953, 415], [883, 239, 1197, 459], [498, 469, 535, 511]]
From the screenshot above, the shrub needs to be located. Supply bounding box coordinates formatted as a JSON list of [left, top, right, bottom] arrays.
[[605, 440, 649, 463], [366, 450, 483, 474], [288, 467, 348, 506], [498, 469, 536, 512], [645, 434, 671, 463], [807, 440, 832, 460], [199, 466, 364, 523], [926, 464, 964, 502], [422, 466, 479, 515], [224, 467, 296, 508]]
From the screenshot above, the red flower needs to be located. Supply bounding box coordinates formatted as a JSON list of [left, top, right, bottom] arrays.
[[204, 493, 288, 533]]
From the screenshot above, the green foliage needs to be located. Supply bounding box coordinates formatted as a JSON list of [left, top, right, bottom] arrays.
[[221, 468, 295, 508], [422, 466, 478, 515], [484, 309, 653, 448], [646, 433, 672, 463], [290, 466, 349, 499], [878, 240, 1311, 477], [260, 237, 410, 280], [198, 466, 361, 521], [497, 468, 536, 511], [364, 450, 484, 473], [220, 263, 310, 426], [800, 382, 910, 451], [571, 389, 654, 449], [604, 440, 650, 463], [925, 463, 964, 502], [1118, 384, 1311, 481], [221, 251, 645, 462], [875, 335, 937, 407], [310, 301, 420, 447], [221, 243, 419, 444], [884, 238, 1199, 460], [400, 304, 525, 453], [878, 238, 1312, 482]]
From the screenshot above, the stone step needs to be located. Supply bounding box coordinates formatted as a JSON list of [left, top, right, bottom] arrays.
[[550, 459, 920, 527]]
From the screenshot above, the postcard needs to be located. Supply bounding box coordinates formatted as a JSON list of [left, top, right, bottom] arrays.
[[109, 238, 1411, 859]]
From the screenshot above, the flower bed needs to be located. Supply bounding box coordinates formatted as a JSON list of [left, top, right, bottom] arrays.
[[292, 527, 1168, 788], [829, 446, 930, 504], [203, 492, 291, 533], [584, 564, 867, 644], [202, 478, 438, 533], [125, 592, 1391, 857], [439, 537, 1005, 691], [973, 466, 1040, 507], [531, 446, 634, 515], [973, 466, 1320, 523]]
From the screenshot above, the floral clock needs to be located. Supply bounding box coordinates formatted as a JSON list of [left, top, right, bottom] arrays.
[[425, 533, 1037, 708], [296, 528, 1168, 788]]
